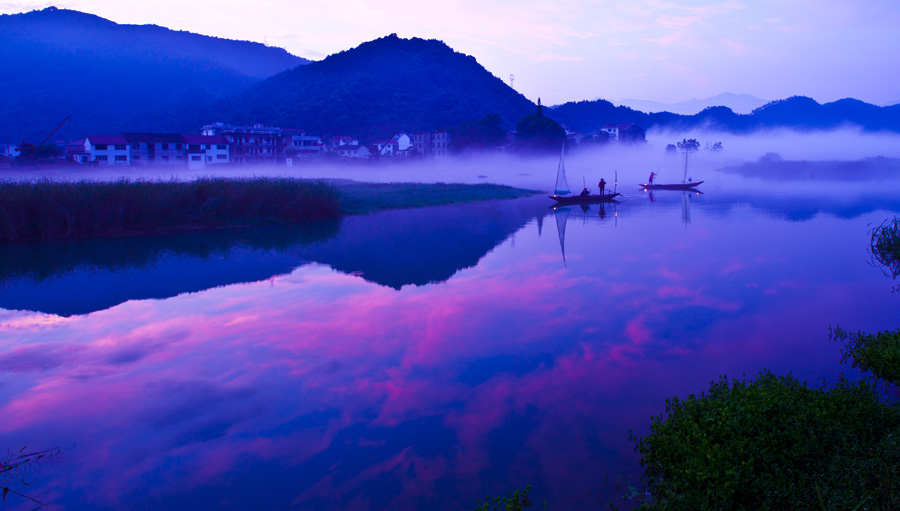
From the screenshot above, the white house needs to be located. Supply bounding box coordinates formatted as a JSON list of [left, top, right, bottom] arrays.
[[183, 135, 231, 166], [84, 136, 131, 166], [374, 139, 399, 156], [600, 124, 620, 141], [290, 134, 323, 157]]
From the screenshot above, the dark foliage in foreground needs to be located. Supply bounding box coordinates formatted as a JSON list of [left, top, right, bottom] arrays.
[[834, 326, 900, 387], [0, 177, 341, 243], [470, 485, 533, 511], [631, 371, 900, 510]]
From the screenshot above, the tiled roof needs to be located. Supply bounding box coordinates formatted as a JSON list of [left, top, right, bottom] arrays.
[[183, 135, 229, 145], [85, 135, 129, 145], [122, 132, 184, 143]]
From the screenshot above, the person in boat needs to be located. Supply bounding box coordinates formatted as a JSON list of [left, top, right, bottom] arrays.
[[580, 187, 590, 197], [648, 172, 656, 185], [598, 178, 606, 195]]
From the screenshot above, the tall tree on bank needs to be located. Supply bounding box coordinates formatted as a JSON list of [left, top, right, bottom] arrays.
[[450, 114, 507, 153], [515, 99, 565, 152]]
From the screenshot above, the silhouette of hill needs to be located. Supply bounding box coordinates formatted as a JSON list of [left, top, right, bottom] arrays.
[[549, 96, 900, 134], [615, 93, 769, 115], [211, 34, 537, 142], [0, 7, 307, 142]]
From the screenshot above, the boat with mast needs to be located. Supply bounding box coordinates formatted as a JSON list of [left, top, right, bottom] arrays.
[[549, 144, 620, 204], [640, 139, 704, 190]]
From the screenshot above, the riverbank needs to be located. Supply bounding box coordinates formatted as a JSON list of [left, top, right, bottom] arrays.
[[0, 177, 539, 243]]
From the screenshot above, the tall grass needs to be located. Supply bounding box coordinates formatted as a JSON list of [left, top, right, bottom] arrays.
[[0, 177, 341, 243], [871, 217, 900, 279]]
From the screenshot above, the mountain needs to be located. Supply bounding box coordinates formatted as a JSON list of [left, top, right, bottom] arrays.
[[548, 96, 900, 134], [210, 34, 537, 142], [0, 7, 308, 142], [613, 93, 769, 115]]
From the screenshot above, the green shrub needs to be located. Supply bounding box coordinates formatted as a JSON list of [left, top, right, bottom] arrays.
[[470, 486, 533, 511], [834, 326, 900, 387], [633, 371, 900, 510]]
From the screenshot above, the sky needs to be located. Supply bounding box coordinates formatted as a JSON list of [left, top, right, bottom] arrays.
[[2, 0, 899, 107]]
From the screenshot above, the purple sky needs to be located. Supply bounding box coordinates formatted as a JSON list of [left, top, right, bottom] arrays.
[[3, 1, 899, 106]]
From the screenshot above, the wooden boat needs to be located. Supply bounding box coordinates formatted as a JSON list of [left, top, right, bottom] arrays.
[[639, 180, 704, 190], [549, 143, 619, 204], [549, 191, 621, 203]]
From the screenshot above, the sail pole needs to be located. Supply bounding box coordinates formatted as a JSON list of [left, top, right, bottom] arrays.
[[554, 142, 571, 195]]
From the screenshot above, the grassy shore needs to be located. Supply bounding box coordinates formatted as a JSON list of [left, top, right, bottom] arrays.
[[335, 181, 539, 214], [0, 178, 539, 243]]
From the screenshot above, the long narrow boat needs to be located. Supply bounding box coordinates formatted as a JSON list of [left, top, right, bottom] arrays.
[[548, 143, 620, 204], [639, 180, 704, 190], [549, 191, 621, 203]]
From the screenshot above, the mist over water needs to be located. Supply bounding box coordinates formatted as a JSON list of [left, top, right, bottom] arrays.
[[6, 130, 900, 193]]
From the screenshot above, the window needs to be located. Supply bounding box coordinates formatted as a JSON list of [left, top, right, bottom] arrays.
[[216, 154, 227, 160], [217, 144, 226, 150], [95, 144, 108, 150], [96, 155, 108, 161], [115, 155, 127, 161], [133, 143, 140, 150], [176, 144, 183, 150], [115, 145, 127, 150], [191, 155, 201, 161], [162, 143, 169, 150], [206, 156, 211, 161], [204, 144, 211, 150]]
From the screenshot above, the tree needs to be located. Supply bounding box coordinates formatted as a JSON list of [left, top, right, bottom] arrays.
[[676, 138, 700, 153], [515, 100, 565, 152], [450, 114, 507, 153]]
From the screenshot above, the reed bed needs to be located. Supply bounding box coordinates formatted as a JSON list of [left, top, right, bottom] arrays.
[[870, 216, 900, 279], [0, 177, 341, 243]]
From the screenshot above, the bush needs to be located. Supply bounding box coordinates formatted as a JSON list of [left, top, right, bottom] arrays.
[[833, 326, 900, 387], [633, 371, 900, 510]]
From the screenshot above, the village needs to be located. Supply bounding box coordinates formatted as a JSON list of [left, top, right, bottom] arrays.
[[1, 120, 646, 168]]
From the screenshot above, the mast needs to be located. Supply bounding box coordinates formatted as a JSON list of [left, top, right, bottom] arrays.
[[554, 142, 571, 195]]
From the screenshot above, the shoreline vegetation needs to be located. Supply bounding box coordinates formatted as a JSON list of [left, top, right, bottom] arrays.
[[0, 178, 539, 244]]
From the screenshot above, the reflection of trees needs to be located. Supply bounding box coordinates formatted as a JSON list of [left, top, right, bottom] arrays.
[[870, 217, 900, 279]]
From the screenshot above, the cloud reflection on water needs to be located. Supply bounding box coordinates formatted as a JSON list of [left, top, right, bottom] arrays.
[[0, 187, 898, 509]]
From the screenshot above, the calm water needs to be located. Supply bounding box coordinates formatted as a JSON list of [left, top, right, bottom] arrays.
[[1, 164, 899, 510]]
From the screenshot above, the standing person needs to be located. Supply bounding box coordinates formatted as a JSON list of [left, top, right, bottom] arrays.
[[598, 178, 606, 195], [648, 172, 656, 184]]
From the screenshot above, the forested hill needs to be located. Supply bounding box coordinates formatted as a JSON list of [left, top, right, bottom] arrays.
[[548, 96, 900, 134], [0, 7, 307, 141], [211, 34, 537, 142]]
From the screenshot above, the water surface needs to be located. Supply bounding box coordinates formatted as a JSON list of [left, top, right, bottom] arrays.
[[1, 164, 899, 510]]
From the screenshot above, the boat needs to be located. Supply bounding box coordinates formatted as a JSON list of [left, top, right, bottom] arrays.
[[640, 139, 704, 191], [639, 181, 704, 190], [548, 144, 620, 203], [549, 192, 621, 204]]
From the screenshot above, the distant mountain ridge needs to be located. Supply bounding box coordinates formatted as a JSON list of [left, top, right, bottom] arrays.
[[548, 96, 900, 134], [0, 6, 307, 141], [613, 93, 769, 115]]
